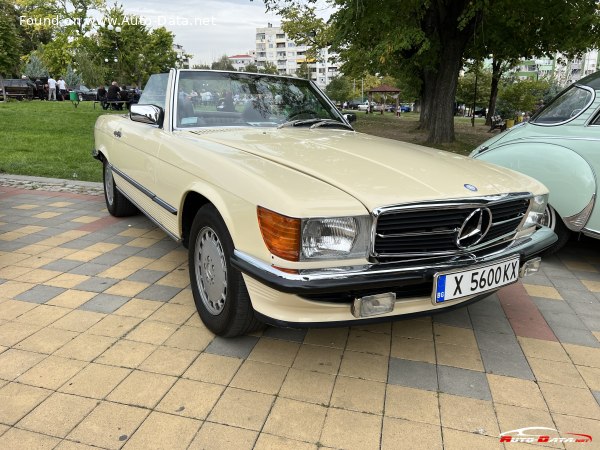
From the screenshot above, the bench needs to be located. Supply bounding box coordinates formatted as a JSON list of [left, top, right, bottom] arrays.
[[489, 115, 506, 132], [93, 100, 128, 110]]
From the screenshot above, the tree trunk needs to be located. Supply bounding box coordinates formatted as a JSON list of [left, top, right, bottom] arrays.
[[418, 1, 480, 144], [486, 58, 502, 126]]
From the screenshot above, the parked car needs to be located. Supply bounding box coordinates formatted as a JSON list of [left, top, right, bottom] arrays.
[[70, 84, 98, 101], [471, 70, 600, 254], [94, 69, 556, 336], [357, 101, 377, 111], [0, 79, 35, 100]]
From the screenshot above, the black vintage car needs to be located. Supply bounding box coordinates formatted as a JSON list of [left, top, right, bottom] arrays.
[[69, 84, 99, 101], [0, 79, 36, 100]]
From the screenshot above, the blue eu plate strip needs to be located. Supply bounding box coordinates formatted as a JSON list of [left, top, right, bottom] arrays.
[[435, 275, 446, 303]]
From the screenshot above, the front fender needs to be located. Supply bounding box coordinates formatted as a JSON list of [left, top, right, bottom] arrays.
[[475, 142, 596, 218]]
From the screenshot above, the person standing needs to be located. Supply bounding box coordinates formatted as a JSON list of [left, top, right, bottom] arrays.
[[48, 76, 57, 101], [57, 77, 67, 100]]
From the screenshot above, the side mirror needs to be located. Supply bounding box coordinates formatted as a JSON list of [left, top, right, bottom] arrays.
[[130, 104, 164, 127], [344, 113, 357, 123]]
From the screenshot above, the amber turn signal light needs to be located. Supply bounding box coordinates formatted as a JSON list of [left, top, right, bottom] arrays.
[[257, 206, 301, 261]]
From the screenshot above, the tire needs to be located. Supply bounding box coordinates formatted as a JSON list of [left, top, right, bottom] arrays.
[[102, 160, 138, 217], [189, 204, 262, 337], [540, 204, 571, 256]]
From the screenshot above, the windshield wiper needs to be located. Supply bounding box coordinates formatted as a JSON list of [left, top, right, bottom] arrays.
[[309, 119, 354, 131], [278, 118, 353, 130]]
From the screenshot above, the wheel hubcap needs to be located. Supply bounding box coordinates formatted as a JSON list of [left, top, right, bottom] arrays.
[[104, 164, 114, 206], [195, 227, 227, 315]]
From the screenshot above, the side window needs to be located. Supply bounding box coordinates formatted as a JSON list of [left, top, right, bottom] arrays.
[[138, 74, 168, 109], [592, 109, 600, 126]]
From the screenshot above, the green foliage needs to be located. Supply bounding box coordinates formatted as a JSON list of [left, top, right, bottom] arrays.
[[23, 53, 48, 79], [0, 0, 22, 77], [73, 48, 106, 87], [325, 75, 352, 102], [260, 61, 278, 75], [64, 64, 81, 86], [211, 55, 234, 71], [192, 64, 210, 69], [243, 63, 258, 73], [456, 67, 492, 106], [496, 78, 551, 117], [295, 61, 309, 79]]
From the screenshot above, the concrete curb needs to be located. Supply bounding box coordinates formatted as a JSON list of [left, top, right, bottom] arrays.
[[0, 174, 103, 195]]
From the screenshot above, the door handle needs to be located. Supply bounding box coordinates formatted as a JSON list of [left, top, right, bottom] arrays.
[[113, 130, 122, 138]]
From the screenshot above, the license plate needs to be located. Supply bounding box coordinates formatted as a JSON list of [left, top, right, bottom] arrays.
[[433, 256, 520, 304]]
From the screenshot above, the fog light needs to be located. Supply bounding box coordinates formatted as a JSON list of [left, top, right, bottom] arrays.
[[352, 293, 396, 318], [519, 257, 541, 278]]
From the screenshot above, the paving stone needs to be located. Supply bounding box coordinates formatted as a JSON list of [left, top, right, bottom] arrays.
[[387, 358, 438, 392], [74, 277, 119, 293], [126, 269, 168, 284], [474, 329, 520, 354], [559, 288, 599, 303], [437, 365, 491, 400], [470, 314, 514, 334], [541, 310, 588, 330], [40, 259, 83, 272], [549, 325, 600, 348], [551, 276, 588, 291], [432, 309, 472, 329], [136, 285, 181, 302], [15, 285, 66, 303], [593, 391, 600, 406], [569, 300, 600, 318], [69, 263, 112, 277], [79, 293, 130, 313], [205, 335, 259, 359], [262, 326, 307, 343], [134, 246, 173, 259], [479, 348, 534, 380], [90, 252, 130, 266], [521, 273, 553, 286]]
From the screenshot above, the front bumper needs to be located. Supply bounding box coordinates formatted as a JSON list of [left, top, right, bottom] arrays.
[[232, 227, 557, 326]]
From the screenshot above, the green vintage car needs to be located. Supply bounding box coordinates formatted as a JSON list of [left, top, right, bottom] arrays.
[[471, 71, 600, 253]]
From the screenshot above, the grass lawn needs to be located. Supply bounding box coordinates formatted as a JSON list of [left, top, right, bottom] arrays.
[[0, 101, 493, 182], [0, 100, 121, 182], [350, 111, 491, 156]]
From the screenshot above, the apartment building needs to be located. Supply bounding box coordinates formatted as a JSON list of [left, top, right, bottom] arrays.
[[228, 54, 255, 71], [172, 44, 190, 69], [509, 50, 598, 85], [255, 23, 339, 88]]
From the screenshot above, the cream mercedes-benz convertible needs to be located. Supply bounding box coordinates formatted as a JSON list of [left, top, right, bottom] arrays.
[[93, 69, 557, 336]]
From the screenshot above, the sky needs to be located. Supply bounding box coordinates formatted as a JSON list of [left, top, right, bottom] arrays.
[[117, 0, 333, 66]]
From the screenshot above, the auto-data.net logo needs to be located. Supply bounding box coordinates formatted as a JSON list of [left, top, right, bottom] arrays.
[[500, 427, 592, 444]]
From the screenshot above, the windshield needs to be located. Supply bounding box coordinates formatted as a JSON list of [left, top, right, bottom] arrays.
[[175, 71, 343, 128], [531, 84, 594, 125]]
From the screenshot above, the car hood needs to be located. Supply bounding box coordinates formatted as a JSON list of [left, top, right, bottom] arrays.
[[187, 128, 544, 211]]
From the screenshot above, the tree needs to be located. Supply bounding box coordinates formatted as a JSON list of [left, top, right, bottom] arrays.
[[23, 54, 48, 79], [295, 61, 309, 79], [211, 55, 234, 71], [455, 65, 491, 108], [0, 0, 22, 77], [266, 0, 600, 144], [74, 48, 106, 87], [193, 64, 210, 69], [496, 78, 551, 118], [472, 0, 600, 125], [260, 61, 278, 75], [243, 63, 258, 73], [64, 64, 81, 87], [325, 75, 352, 102]]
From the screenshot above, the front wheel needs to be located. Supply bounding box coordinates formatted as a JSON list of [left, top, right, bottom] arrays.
[[189, 205, 262, 337], [540, 204, 571, 255], [102, 160, 138, 217]]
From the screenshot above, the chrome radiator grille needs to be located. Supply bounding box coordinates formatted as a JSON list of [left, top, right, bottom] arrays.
[[373, 196, 531, 258]]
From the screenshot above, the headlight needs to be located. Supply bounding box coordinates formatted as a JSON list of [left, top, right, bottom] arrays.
[[301, 216, 370, 260], [522, 194, 548, 230], [257, 207, 370, 261]]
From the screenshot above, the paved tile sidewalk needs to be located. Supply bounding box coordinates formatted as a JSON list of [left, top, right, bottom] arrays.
[[1, 184, 600, 449]]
